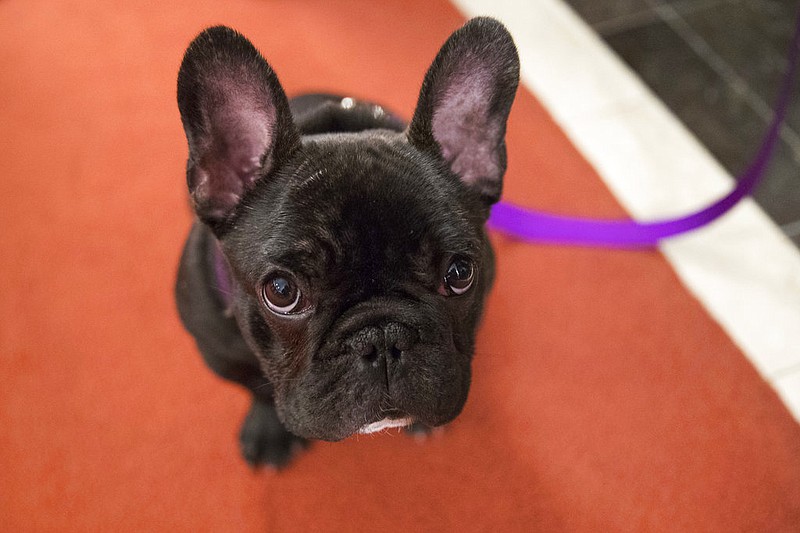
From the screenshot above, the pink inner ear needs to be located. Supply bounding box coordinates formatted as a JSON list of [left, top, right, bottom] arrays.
[[193, 75, 276, 218], [431, 60, 503, 188]]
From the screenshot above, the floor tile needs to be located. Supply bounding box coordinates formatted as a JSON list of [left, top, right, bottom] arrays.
[[605, 19, 800, 225], [676, 0, 800, 139], [605, 21, 758, 169]]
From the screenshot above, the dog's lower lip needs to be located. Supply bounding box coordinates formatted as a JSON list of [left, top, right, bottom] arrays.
[[357, 417, 414, 435]]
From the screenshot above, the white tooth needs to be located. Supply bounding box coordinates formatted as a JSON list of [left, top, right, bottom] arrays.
[[357, 417, 414, 435]]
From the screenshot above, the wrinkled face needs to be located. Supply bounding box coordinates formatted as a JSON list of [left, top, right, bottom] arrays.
[[225, 132, 493, 440], [176, 21, 519, 441]]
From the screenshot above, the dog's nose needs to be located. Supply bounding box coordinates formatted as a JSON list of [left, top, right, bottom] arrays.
[[348, 323, 417, 382]]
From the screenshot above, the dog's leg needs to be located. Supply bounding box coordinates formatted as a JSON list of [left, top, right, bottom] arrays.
[[239, 397, 308, 468]]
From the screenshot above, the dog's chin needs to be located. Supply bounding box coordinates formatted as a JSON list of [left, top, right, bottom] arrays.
[[281, 402, 466, 441], [274, 351, 472, 441], [277, 401, 455, 441], [279, 411, 417, 441]]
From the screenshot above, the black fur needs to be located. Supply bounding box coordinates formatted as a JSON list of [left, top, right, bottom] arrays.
[[175, 18, 519, 467]]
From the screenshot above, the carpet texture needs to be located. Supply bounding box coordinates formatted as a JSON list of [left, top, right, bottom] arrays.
[[1, 0, 799, 530]]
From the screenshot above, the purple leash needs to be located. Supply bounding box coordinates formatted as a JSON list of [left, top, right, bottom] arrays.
[[489, 10, 800, 248]]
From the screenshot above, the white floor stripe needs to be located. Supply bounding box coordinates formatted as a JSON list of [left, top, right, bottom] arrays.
[[453, 0, 800, 418]]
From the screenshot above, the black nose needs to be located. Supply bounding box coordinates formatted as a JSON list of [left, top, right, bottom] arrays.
[[347, 323, 417, 384]]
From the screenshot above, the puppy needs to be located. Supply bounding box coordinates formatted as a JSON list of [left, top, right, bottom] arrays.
[[175, 17, 519, 467]]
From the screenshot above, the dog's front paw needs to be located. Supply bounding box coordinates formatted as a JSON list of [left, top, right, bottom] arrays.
[[239, 399, 307, 468]]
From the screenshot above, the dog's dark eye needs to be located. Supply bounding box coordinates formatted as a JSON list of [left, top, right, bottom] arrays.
[[444, 256, 475, 295], [262, 273, 302, 314]]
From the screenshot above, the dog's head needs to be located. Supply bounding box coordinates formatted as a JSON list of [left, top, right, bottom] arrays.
[[177, 18, 519, 440]]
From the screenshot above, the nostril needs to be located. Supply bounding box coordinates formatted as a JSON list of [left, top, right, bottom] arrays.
[[390, 345, 402, 359], [363, 345, 379, 363]]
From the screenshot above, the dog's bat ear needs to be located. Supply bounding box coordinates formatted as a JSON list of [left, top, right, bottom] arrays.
[[408, 18, 519, 206], [177, 26, 299, 231]]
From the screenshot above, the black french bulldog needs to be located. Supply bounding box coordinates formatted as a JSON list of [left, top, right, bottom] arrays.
[[175, 17, 519, 467]]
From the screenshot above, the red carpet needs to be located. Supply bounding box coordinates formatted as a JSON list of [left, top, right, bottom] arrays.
[[1, 0, 799, 530]]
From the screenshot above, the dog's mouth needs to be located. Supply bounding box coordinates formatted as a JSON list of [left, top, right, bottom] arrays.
[[357, 416, 415, 435]]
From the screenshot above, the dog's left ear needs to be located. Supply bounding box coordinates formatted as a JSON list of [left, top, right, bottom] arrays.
[[408, 17, 519, 206]]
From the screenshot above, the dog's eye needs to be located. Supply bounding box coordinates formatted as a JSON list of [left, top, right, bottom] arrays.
[[443, 256, 475, 295], [262, 273, 302, 314]]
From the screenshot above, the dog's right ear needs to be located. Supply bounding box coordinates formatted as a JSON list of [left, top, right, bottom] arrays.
[[177, 26, 299, 231], [408, 18, 519, 208]]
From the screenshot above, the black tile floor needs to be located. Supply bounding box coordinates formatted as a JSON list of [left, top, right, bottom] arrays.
[[564, 0, 800, 246]]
